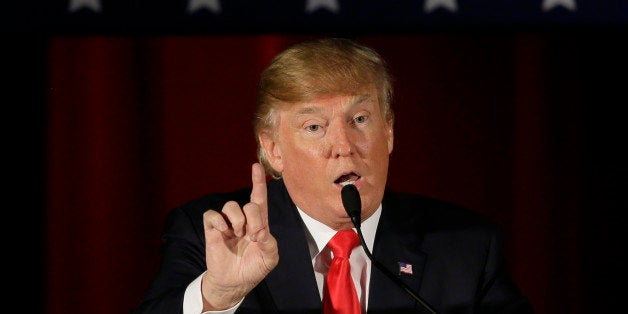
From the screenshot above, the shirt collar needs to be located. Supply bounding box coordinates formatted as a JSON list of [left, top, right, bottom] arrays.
[[297, 204, 382, 256]]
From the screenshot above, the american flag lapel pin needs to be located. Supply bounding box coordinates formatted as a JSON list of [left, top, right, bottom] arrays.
[[398, 261, 413, 275]]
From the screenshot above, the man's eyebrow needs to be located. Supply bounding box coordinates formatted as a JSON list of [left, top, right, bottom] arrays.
[[294, 94, 373, 116], [351, 94, 372, 106], [295, 106, 321, 115]]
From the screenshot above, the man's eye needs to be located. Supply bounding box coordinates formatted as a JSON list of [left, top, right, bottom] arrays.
[[307, 125, 320, 132], [354, 115, 368, 124]]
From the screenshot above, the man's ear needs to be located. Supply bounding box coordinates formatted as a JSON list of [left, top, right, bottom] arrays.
[[259, 132, 284, 173]]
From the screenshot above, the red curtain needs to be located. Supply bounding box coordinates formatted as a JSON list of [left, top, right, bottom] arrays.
[[45, 33, 621, 314]]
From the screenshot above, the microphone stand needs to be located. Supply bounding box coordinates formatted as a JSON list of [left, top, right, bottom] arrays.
[[341, 184, 438, 314]]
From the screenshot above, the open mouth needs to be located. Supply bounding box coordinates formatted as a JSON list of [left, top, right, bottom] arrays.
[[334, 172, 361, 186]]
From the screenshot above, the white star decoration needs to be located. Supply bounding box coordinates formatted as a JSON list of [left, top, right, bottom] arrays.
[[64, 0, 580, 21], [188, 0, 222, 14], [424, 0, 458, 13], [68, 0, 102, 13], [542, 0, 577, 12], [305, 0, 340, 14]]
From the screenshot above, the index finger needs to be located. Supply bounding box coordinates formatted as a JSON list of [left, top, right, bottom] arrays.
[[250, 163, 268, 211]]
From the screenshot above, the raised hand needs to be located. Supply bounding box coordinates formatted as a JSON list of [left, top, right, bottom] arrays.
[[201, 163, 279, 311]]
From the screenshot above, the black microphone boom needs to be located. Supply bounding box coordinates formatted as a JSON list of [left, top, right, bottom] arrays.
[[340, 184, 439, 314]]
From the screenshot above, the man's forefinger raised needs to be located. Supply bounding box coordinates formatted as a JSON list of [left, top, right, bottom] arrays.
[[250, 163, 268, 225]]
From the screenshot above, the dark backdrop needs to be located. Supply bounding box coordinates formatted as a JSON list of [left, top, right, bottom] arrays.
[[4, 29, 626, 314]]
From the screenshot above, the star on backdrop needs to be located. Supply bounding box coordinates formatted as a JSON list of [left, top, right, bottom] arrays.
[[188, 0, 222, 14], [542, 0, 577, 12], [305, 0, 340, 14], [424, 0, 458, 13], [68, 0, 101, 13]]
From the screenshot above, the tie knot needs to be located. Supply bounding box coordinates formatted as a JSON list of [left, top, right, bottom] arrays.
[[328, 230, 360, 258]]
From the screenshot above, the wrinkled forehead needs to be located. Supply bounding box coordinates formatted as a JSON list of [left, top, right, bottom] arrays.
[[294, 93, 374, 113], [279, 86, 379, 111], [279, 95, 379, 124]]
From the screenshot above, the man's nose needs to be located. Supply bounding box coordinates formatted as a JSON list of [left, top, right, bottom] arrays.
[[329, 123, 354, 158]]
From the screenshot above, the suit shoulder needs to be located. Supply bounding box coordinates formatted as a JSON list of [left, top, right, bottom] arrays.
[[383, 190, 496, 231], [159, 186, 254, 241], [172, 179, 284, 219], [176, 186, 253, 218]]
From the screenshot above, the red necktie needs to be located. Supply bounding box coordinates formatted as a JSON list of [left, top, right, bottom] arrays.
[[323, 230, 361, 314]]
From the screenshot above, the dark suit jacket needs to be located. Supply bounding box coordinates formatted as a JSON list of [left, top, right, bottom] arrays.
[[133, 178, 533, 314]]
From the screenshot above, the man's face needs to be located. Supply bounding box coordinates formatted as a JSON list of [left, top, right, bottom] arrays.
[[260, 89, 393, 230]]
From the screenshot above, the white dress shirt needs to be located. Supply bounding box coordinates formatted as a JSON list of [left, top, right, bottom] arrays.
[[183, 204, 382, 314]]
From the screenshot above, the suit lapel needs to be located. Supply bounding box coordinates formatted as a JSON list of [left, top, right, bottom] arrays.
[[368, 192, 428, 313], [258, 184, 430, 313], [263, 179, 322, 313]]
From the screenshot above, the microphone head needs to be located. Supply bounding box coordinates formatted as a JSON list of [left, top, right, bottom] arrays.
[[341, 184, 361, 228]]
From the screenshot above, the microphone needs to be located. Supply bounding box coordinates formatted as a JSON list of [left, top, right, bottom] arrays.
[[341, 184, 439, 314], [341, 184, 362, 228]]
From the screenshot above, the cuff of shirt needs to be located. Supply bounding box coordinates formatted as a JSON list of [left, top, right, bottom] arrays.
[[183, 271, 244, 314]]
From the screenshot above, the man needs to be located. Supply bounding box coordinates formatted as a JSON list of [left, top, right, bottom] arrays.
[[133, 38, 533, 314]]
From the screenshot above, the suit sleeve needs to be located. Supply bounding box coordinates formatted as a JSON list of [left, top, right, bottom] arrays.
[[132, 206, 207, 314]]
